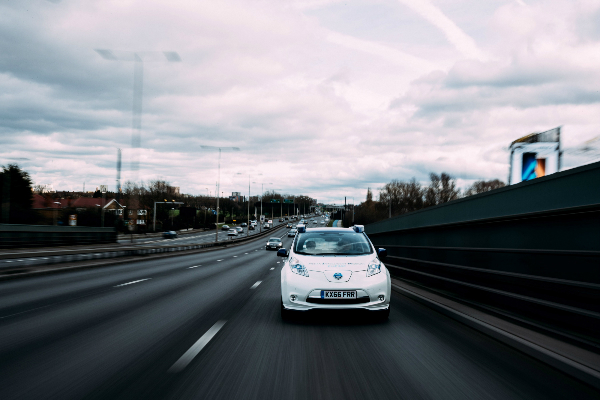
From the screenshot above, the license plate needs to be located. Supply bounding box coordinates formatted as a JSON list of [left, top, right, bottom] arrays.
[[321, 290, 357, 299]]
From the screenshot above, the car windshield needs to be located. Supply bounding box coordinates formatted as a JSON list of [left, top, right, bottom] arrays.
[[293, 232, 373, 255], [269, 238, 281, 242]]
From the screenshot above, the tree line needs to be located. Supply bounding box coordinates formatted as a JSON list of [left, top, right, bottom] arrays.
[[0, 164, 316, 232], [342, 173, 505, 226]]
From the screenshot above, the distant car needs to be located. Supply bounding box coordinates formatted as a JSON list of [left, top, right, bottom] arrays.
[[286, 223, 292, 228], [264, 223, 271, 229], [287, 228, 297, 237], [320, 221, 325, 225], [249, 225, 256, 230], [313, 220, 318, 224], [235, 226, 243, 233], [266, 237, 283, 250], [227, 229, 238, 237], [241, 223, 248, 227], [279, 218, 284, 222], [163, 231, 177, 239], [221, 225, 230, 231], [268, 220, 273, 224]]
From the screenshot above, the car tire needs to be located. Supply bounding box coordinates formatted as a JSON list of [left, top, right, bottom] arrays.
[[281, 299, 293, 321]]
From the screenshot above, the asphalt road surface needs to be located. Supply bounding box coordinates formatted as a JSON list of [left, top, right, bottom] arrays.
[[0, 230, 597, 399], [117, 219, 289, 246]]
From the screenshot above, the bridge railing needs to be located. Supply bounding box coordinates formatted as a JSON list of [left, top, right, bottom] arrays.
[[367, 161, 600, 349]]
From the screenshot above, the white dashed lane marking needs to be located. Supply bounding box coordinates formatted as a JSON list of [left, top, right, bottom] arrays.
[[270, 268, 274, 270], [217, 259, 223, 262], [233, 256, 237, 258], [250, 281, 262, 289], [114, 278, 151, 287], [168, 320, 227, 373], [188, 265, 201, 269]]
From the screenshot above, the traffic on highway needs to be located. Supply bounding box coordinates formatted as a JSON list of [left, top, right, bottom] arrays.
[[2, 1, 600, 398], [0, 216, 597, 400]]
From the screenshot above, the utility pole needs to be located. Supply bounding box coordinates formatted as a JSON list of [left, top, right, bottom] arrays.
[[116, 148, 122, 202], [200, 146, 240, 242], [247, 175, 250, 236]]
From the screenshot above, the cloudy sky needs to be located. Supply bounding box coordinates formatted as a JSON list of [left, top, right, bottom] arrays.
[[1, 0, 599, 204]]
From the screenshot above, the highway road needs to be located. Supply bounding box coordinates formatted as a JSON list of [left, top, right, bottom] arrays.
[[0, 227, 597, 399], [117, 219, 289, 246]]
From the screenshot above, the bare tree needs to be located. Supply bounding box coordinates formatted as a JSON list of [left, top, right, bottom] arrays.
[[464, 179, 506, 197], [424, 173, 460, 206]]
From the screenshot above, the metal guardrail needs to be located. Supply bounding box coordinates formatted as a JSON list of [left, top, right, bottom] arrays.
[[0, 224, 288, 271], [373, 205, 600, 349], [0, 224, 117, 248], [367, 162, 600, 350]]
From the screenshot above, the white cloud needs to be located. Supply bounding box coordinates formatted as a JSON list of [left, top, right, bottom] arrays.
[[1, 0, 599, 203], [396, 0, 488, 60]]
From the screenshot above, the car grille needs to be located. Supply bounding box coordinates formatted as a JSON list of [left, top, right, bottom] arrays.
[[306, 296, 371, 305]]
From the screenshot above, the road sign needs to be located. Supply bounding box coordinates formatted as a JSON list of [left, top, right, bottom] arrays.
[[270, 199, 280, 203], [284, 199, 293, 203], [100, 185, 108, 193], [260, 215, 265, 222], [69, 215, 77, 226]]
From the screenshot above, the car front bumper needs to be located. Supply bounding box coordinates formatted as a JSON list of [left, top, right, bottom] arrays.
[[281, 267, 391, 311]]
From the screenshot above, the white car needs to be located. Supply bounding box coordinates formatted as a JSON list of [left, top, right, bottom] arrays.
[[227, 228, 238, 237], [279, 225, 390, 320], [287, 228, 297, 237]]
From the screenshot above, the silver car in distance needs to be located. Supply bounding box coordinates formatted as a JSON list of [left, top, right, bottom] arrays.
[[279, 225, 390, 320]]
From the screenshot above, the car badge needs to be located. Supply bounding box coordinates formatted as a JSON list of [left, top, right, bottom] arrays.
[[333, 272, 343, 280]]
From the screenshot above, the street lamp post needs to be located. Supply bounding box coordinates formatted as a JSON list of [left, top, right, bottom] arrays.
[[200, 146, 240, 242], [253, 181, 272, 232], [96, 49, 180, 234]]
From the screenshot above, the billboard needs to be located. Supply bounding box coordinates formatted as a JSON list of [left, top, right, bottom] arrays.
[[509, 127, 562, 184]]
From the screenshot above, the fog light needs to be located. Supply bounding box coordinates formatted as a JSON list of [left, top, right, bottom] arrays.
[[378, 295, 385, 301], [290, 295, 297, 302]]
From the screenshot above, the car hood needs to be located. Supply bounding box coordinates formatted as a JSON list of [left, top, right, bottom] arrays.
[[291, 254, 376, 272]]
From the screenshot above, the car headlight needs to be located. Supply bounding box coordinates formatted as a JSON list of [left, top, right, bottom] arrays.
[[366, 259, 381, 277], [289, 257, 309, 277]]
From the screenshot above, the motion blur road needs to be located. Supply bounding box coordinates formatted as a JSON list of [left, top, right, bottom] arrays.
[[0, 226, 597, 399], [117, 219, 286, 246]]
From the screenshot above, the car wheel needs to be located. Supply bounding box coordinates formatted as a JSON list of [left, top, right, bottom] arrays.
[[281, 299, 293, 321]]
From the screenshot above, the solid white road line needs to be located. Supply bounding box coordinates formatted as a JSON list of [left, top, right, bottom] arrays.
[[250, 281, 262, 289], [168, 320, 227, 373], [114, 278, 151, 287], [188, 265, 201, 269]]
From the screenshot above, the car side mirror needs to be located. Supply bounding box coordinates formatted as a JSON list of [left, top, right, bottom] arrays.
[[377, 248, 387, 260], [277, 248, 288, 257]]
